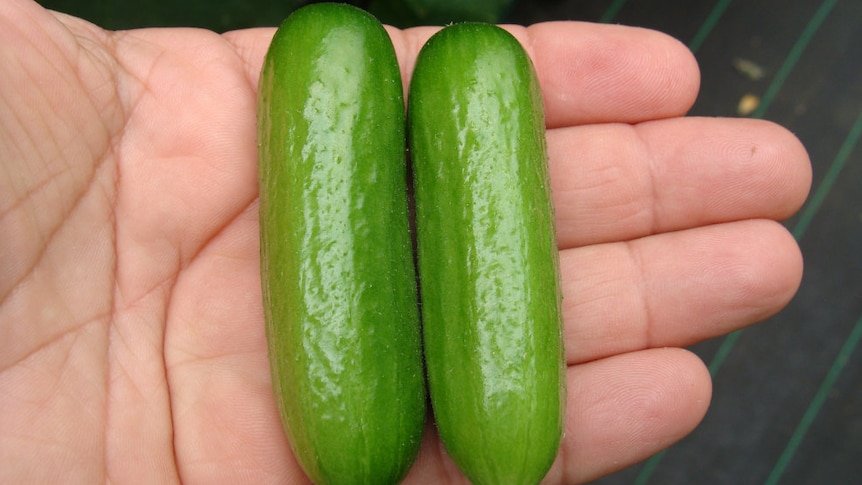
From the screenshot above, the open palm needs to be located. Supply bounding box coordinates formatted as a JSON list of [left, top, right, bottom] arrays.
[[0, 1, 810, 483]]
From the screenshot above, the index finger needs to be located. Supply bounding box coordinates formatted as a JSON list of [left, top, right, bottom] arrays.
[[390, 21, 700, 127], [227, 20, 700, 128]]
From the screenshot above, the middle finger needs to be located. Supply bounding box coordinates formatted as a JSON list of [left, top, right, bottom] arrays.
[[549, 116, 811, 249]]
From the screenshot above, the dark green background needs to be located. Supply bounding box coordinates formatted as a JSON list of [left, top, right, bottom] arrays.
[[35, 0, 862, 483], [36, 0, 517, 31], [38, 0, 306, 31]]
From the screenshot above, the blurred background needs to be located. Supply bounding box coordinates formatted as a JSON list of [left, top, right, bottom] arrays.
[[35, 0, 861, 483]]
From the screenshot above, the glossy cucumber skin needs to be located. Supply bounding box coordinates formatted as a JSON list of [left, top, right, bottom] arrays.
[[408, 23, 565, 485], [257, 4, 424, 484]]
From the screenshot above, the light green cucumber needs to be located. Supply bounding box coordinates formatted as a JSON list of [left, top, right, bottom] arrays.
[[257, 4, 424, 484], [408, 23, 565, 485]]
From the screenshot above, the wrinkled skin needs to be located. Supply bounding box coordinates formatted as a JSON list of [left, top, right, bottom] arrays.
[[0, 1, 810, 483]]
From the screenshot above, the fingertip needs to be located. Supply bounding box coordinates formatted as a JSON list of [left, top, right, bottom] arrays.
[[523, 21, 701, 127], [741, 219, 805, 316], [756, 119, 813, 218], [554, 348, 711, 483], [571, 347, 712, 444], [691, 116, 813, 223]]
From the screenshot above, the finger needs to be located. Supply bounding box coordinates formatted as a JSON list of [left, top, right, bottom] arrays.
[[549, 116, 812, 248], [391, 22, 699, 127], [560, 218, 803, 365], [403, 347, 711, 484], [551, 348, 711, 483], [225, 20, 699, 127]]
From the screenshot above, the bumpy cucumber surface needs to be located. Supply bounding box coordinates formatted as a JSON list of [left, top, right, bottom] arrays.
[[257, 4, 424, 484], [408, 23, 565, 485]]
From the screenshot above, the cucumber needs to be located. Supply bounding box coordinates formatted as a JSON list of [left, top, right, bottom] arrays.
[[257, 4, 425, 484], [408, 23, 565, 485]]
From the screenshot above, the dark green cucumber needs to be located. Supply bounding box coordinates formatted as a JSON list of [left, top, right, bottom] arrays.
[[257, 4, 424, 484], [408, 23, 565, 485]]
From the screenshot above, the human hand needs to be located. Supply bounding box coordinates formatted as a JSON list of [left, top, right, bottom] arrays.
[[0, 0, 810, 483]]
